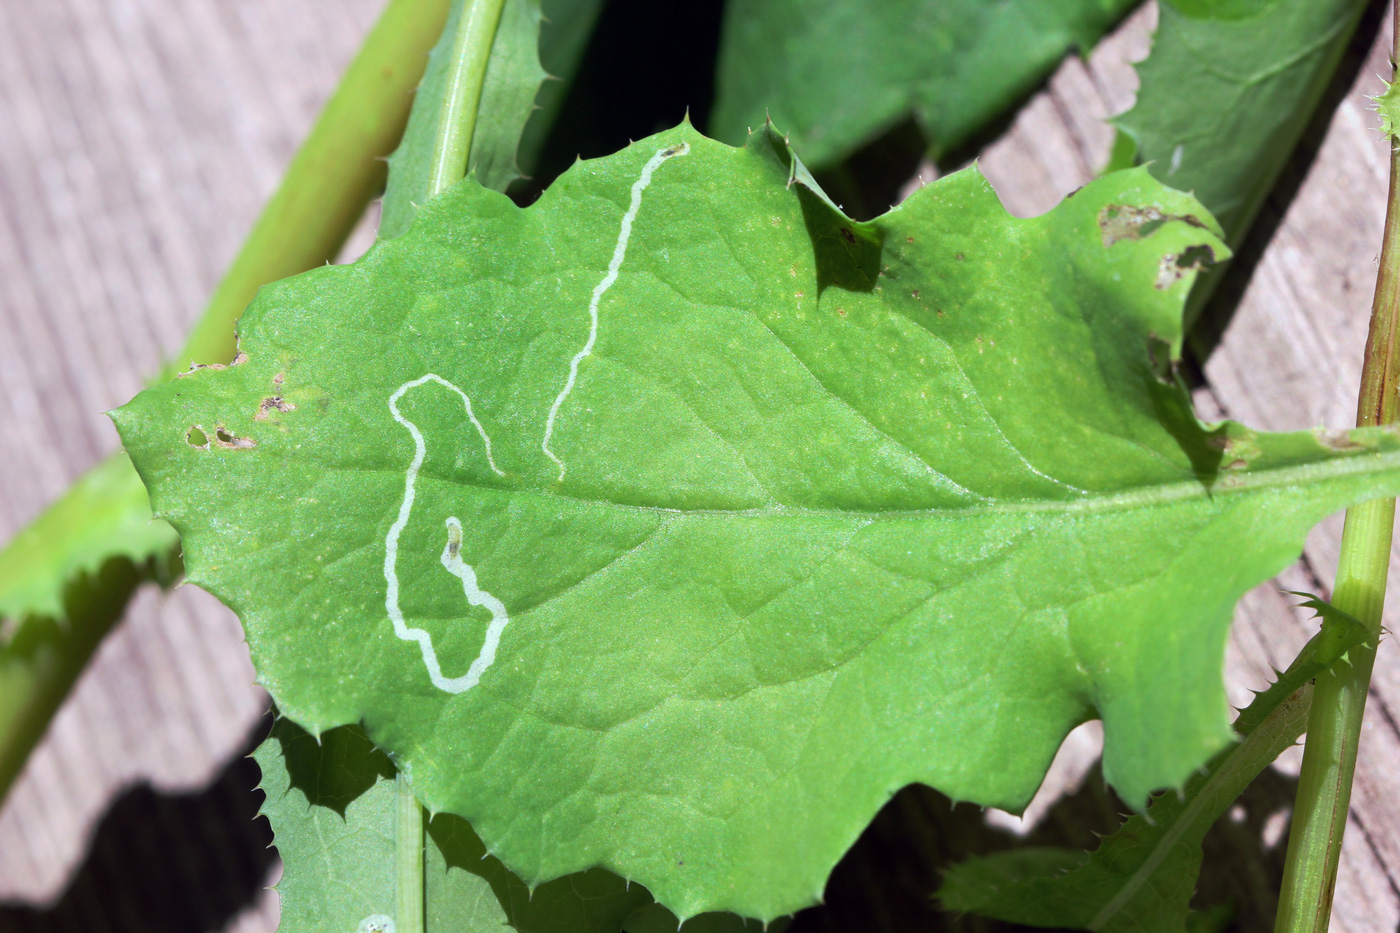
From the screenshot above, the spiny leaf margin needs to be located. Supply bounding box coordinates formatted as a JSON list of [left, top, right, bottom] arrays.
[[938, 597, 1370, 931], [256, 715, 768, 933]]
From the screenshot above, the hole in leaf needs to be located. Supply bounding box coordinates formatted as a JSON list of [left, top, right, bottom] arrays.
[[1175, 244, 1216, 270], [186, 426, 208, 448], [213, 428, 256, 449], [1155, 244, 1217, 290]]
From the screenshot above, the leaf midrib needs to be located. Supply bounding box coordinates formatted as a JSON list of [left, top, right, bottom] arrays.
[[395, 436, 1400, 520]]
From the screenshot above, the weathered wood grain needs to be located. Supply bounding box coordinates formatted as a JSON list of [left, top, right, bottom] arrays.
[[0, 0, 382, 927], [2, 1, 1399, 930]]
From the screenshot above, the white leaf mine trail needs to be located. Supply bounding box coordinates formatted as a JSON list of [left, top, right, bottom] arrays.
[[384, 143, 688, 693], [542, 142, 690, 480], [384, 374, 504, 694]]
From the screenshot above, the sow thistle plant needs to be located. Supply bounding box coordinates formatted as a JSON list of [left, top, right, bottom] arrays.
[[2, 0, 1397, 930]]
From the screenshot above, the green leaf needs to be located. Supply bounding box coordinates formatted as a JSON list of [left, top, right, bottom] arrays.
[[0, 452, 179, 799], [114, 122, 1400, 921], [513, 0, 609, 186], [1113, 0, 1368, 316], [938, 598, 1370, 931], [708, 0, 1137, 168], [0, 452, 176, 623], [258, 716, 654, 932], [259, 716, 769, 932], [381, 0, 547, 239]]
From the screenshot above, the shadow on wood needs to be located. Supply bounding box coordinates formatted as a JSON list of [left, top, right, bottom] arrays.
[[0, 715, 273, 933]]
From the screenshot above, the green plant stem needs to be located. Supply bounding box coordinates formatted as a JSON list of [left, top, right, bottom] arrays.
[[424, 0, 508, 195], [1274, 14, 1400, 928], [396, 771, 426, 933], [0, 0, 450, 808], [1091, 683, 1314, 929], [166, 0, 449, 377], [1273, 510, 1388, 932], [382, 0, 510, 915]]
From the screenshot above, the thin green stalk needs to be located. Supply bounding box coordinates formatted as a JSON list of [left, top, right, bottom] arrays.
[[0, 0, 449, 807], [396, 771, 426, 933], [1274, 12, 1400, 928], [423, 0, 508, 196], [381, 1, 510, 923]]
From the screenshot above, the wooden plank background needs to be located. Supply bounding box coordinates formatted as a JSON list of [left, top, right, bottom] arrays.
[[1, 1, 1398, 930]]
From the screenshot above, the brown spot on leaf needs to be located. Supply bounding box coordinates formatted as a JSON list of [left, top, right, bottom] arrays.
[[255, 396, 297, 421], [1099, 204, 1167, 247], [1316, 428, 1365, 451], [179, 351, 248, 377], [1219, 434, 1264, 463], [839, 227, 856, 245], [1099, 204, 1211, 248]]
